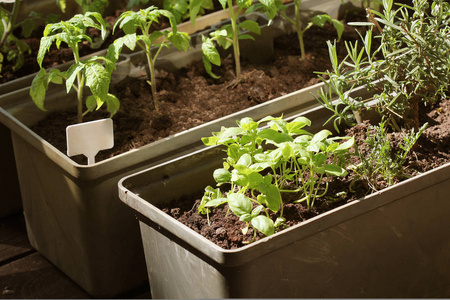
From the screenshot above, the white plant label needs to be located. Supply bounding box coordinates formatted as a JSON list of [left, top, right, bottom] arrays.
[[66, 118, 114, 165]]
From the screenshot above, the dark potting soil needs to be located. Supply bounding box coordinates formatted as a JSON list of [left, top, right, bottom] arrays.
[[161, 97, 450, 249]]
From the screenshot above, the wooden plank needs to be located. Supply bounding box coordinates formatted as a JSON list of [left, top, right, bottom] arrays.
[[0, 252, 91, 299], [0, 214, 34, 264]]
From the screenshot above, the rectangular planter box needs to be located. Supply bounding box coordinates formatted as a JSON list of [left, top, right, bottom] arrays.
[[0, 0, 345, 295], [0, 62, 330, 298], [118, 104, 450, 298]]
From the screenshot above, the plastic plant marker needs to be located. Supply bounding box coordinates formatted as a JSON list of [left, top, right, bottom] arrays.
[[66, 118, 114, 165]]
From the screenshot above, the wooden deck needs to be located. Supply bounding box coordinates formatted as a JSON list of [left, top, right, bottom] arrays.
[[0, 213, 151, 299]]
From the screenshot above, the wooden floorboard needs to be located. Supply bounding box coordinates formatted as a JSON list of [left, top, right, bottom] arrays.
[[0, 252, 91, 299], [0, 214, 34, 265], [0, 214, 151, 299]]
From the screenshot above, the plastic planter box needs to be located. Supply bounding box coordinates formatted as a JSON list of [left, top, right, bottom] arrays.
[[0, 0, 345, 295], [118, 104, 450, 298], [0, 48, 330, 300]]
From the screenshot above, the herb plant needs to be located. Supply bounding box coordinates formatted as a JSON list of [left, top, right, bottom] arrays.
[[201, 116, 353, 241], [352, 121, 428, 191], [201, 0, 277, 78], [316, 0, 450, 132], [110, 6, 190, 111], [30, 12, 119, 123]]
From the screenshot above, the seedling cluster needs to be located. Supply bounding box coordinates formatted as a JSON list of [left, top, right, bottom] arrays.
[[201, 116, 353, 240]]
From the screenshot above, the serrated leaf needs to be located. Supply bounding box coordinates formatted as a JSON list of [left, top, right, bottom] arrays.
[[30, 68, 48, 111], [251, 215, 274, 236], [202, 38, 221, 66], [65, 63, 84, 93], [84, 63, 110, 100], [37, 36, 56, 67]]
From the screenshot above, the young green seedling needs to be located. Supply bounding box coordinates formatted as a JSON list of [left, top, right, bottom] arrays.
[[110, 6, 190, 111], [316, 0, 450, 132], [201, 0, 277, 78], [30, 12, 120, 124], [201, 116, 353, 242], [272, 0, 344, 60]]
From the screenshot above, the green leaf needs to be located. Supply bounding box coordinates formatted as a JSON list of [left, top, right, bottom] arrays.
[[258, 0, 278, 19], [201, 136, 219, 145], [204, 197, 228, 207], [37, 35, 56, 67], [65, 63, 84, 93], [22, 18, 35, 38], [84, 63, 110, 100], [202, 55, 220, 79], [47, 68, 63, 85], [259, 128, 293, 144], [238, 34, 255, 41], [252, 215, 274, 236], [264, 184, 282, 212], [202, 37, 221, 66], [189, 0, 204, 25], [105, 93, 120, 117], [236, 0, 252, 9], [336, 137, 354, 151], [218, 0, 227, 9], [251, 205, 264, 217], [227, 193, 252, 217], [30, 68, 48, 111], [239, 20, 261, 35], [86, 95, 97, 112], [168, 32, 190, 51], [324, 164, 347, 176], [311, 130, 332, 144], [213, 168, 232, 183], [331, 19, 344, 41], [236, 153, 252, 167]]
